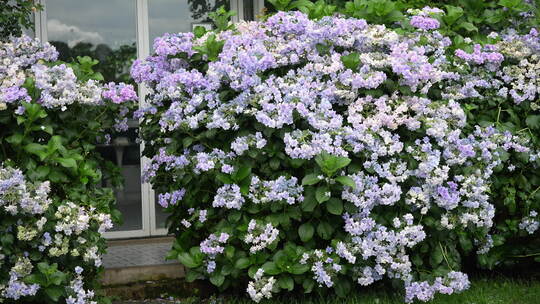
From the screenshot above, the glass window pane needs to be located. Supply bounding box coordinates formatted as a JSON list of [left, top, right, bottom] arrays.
[[45, 0, 137, 83], [45, 0, 141, 232], [154, 193, 169, 230], [149, 0, 229, 44], [149, 0, 228, 231], [243, 0, 254, 21], [99, 129, 143, 231]]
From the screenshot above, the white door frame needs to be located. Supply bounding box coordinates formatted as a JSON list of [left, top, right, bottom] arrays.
[[34, 0, 264, 239]]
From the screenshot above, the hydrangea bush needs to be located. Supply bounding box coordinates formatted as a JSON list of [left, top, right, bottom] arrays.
[[133, 9, 538, 302], [0, 36, 137, 303]]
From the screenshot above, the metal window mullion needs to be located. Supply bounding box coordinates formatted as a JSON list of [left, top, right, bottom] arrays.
[[255, 0, 265, 20], [230, 0, 241, 23], [35, 0, 47, 41], [136, 0, 154, 237]]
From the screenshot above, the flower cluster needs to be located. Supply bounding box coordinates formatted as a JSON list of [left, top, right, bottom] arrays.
[[244, 220, 280, 253], [0, 165, 111, 303], [519, 210, 540, 234], [0, 35, 137, 139], [134, 10, 538, 303], [405, 271, 470, 303], [246, 269, 276, 303]]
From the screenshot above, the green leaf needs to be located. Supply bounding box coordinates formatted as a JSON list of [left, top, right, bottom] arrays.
[[430, 245, 444, 267], [326, 198, 343, 215], [178, 252, 200, 268], [499, 0, 521, 8], [340, 52, 360, 70], [216, 173, 233, 184], [335, 176, 355, 189], [49, 271, 67, 285], [457, 21, 478, 32], [235, 257, 251, 269], [185, 269, 203, 282], [302, 173, 321, 186], [315, 185, 331, 203], [24, 143, 48, 161], [270, 158, 280, 170], [233, 166, 251, 182], [303, 279, 315, 293], [526, 115, 540, 130], [443, 5, 464, 25], [278, 275, 294, 291], [6, 133, 24, 145], [301, 190, 317, 212], [317, 221, 334, 240], [225, 246, 235, 259], [298, 223, 315, 242], [193, 26, 207, 38], [44, 286, 64, 302], [210, 274, 225, 287], [288, 263, 310, 275], [334, 278, 351, 297], [56, 158, 77, 169], [262, 261, 281, 275]]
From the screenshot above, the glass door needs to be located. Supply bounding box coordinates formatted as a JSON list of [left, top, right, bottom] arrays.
[[37, 0, 263, 238]]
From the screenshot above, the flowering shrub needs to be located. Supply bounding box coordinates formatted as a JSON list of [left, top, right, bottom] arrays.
[[0, 165, 111, 303], [134, 9, 538, 302], [0, 36, 137, 303], [275, 0, 540, 273]]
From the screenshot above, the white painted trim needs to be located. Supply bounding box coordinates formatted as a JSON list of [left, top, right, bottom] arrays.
[[254, 0, 265, 20], [34, 0, 47, 41], [230, 0, 240, 23]]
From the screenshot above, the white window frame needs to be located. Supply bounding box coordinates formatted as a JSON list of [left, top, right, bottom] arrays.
[[33, 0, 263, 239]]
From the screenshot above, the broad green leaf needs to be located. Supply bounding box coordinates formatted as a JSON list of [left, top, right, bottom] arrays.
[[262, 261, 281, 275], [303, 279, 315, 293], [56, 158, 77, 169], [44, 286, 64, 302], [526, 115, 540, 130], [340, 52, 360, 70], [298, 223, 315, 242], [278, 275, 294, 291], [335, 176, 356, 189], [317, 221, 334, 240], [235, 257, 251, 269], [24, 143, 48, 161], [178, 252, 200, 268], [6, 133, 24, 145], [302, 173, 321, 186], [288, 263, 310, 275], [326, 198, 343, 215], [315, 185, 331, 203], [233, 166, 251, 182], [210, 274, 225, 287], [334, 278, 351, 298]]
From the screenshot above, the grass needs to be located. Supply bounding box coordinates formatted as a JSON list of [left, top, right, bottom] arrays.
[[114, 276, 540, 304], [218, 278, 540, 304]]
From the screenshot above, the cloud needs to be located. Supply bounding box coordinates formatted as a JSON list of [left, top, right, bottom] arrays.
[[47, 19, 104, 47]]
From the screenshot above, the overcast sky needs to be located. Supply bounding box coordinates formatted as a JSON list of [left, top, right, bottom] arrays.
[[45, 0, 220, 49]]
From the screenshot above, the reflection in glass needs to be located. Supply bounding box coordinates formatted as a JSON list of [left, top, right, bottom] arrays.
[[149, 0, 229, 43], [45, 0, 137, 83], [243, 0, 254, 21], [46, 0, 141, 232], [98, 128, 143, 231], [154, 193, 169, 230]]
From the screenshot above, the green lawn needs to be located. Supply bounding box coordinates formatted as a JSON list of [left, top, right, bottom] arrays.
[[114, 276, 540, 304], [206, 277, 540, 304]]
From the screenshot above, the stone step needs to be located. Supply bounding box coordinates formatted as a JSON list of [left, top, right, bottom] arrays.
[[102, 236, 184, 286]]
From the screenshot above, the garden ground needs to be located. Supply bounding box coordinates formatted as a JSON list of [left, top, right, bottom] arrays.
[[113, 275, 540, 304]]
